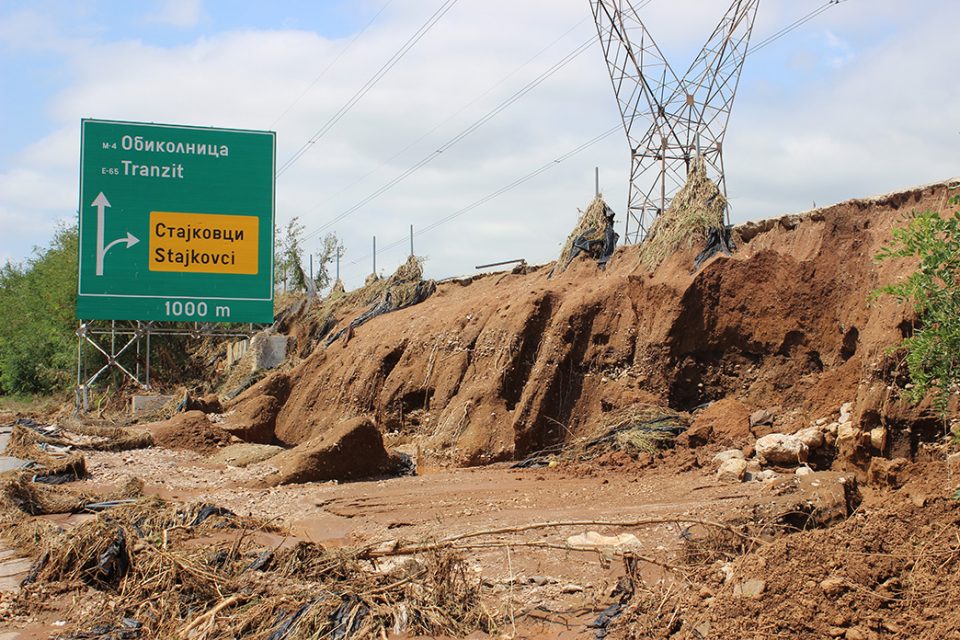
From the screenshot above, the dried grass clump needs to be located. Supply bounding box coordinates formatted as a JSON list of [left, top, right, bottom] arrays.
[[582, 404, 689, 457], [639, 156, 726, 271], [0, 476, 91, 516], [554, 194, 615, 275]]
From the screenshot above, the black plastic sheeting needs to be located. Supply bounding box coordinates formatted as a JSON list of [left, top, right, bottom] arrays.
[[95, 527, 129, 586], [693, 226, 736, 271], [325, 281, 436, 347], [564, 204, 620, 272], [64, 618, 142, 640], [267, 600, 315, 640], [189, 504, 234, 527]]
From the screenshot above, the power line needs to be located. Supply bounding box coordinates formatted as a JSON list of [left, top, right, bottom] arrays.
[[301, 34, 597, 243], [346, 124, 622, 267], [346, 0, 852, 269], [270, 0, 394, 129], [302, 16, 592, 216], [276, 0, 459, 177], [750, 0, 850, 54]]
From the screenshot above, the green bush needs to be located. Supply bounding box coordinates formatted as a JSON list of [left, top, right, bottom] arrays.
[[0, 224, 79, 394], [876, 197, 960, 414]]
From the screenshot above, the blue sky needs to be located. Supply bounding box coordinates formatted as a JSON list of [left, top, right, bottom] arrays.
[[1, 0, 958, 286]]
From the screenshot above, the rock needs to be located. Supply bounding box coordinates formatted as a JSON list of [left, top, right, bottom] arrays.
[[820, 576, 847, 596], [717, 458, 748, 483], [866, 457, 909, 488], [677, 421, 713, 448], [795, 466, 814, 477], [869, 427, 887, 451], [845, 628, 866, 640], [566, 531, 641, 551], [749, 409, 772, 428], [693, 621, 712, 638], [712, 449, 745, 465], [528, 575, 553, 586], [755, 433, 809, 466], [208, 443, 283, 467], [249, 334, 287, 372], [561, 583, 584, 594], [839, 402, 854, 424], [755, 469, 779, 482], [794, 426, 824, 450], [824, 422, 840, 436], [948, 452, 960, 478], [733, 578, 766, 598], [266, 417, 401, 485], [746, 459, 762, 474]]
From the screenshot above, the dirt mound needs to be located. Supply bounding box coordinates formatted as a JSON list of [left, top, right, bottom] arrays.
[[147, 410, 231, 454], [233, 180, 953, 471], [682, 397, 755, 447], [612, 460, 960, 639], [265, 416, 402, 485]]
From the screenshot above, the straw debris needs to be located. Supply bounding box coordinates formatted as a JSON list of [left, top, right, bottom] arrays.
[[638, 156, 726, 271], [553, 194, 618, 275], [2, 497, 495, 639]]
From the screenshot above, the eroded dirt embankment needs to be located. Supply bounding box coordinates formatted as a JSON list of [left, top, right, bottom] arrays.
[[227, 181, 954, 468]]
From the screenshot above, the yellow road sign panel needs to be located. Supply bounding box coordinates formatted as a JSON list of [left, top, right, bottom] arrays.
[[149, 211, 259, 275]]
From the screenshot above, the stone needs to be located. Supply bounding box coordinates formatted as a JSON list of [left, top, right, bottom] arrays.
[[795, 426, 825, 450], [717, 458, 748, 483], [130, 394, 176, 416], [712, 449, 745, 465], [845, 628, 866, 640], [749, 409, 772, 428], [869, 427, 887, 451], [755, 469, 779, 482], [693, 621, 712, 638], [733, 578, 766, 598], [678, 421, 713, 448], [839, 402, 854, 424], [795, 466, 814, 477], [566, 531, 641, 550], [250, 334, 287, 373], [755, 433, 809, 466], [948, 452, 960, 478], [824, 422, 840, 436], [746, 459, 762, 474], [820, 576, 847, 596], [561, 583, 584, 594]]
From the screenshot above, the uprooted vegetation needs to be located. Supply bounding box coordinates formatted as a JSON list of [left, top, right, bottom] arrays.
[[0, 498, 495, 639]]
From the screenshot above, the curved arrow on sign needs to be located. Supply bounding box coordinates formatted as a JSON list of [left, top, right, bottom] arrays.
[[93, 192, 139, 276]]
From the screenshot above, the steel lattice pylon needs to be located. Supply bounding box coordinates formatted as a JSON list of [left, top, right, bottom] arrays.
[[591, 0, 760, 243]]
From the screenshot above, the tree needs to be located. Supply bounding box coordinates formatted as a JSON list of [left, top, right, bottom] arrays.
[[275, 217, 307, 293], [876, 197, 960, 414], [314, 232, 344, 293], [0, 224, 80, 394]]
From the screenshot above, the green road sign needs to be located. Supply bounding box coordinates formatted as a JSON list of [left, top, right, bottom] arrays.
[[76, 119, 275, 323]]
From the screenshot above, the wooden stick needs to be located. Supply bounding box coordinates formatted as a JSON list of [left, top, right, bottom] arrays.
[[179, 594, 245, 638]]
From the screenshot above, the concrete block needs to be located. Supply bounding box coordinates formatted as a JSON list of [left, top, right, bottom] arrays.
[[250, 334, 287, 373], [131, 394, 175, 416]]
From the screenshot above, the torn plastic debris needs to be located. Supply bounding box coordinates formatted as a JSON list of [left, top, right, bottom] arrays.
[[84, 499, 137, 512], [693, 225, 735, 271], [268, 600, 316, 640], [246, 549, 274, 572], [95, 527, 129, 585], [189, 504, 234, 526], [325, 281, 436, 347], [63, 618, 142, 640], [563, 207, 619, 272], [330, 595, 369, 640]]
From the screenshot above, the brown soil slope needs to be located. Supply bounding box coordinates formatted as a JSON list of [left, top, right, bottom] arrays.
[[249, 181, 954, 466]]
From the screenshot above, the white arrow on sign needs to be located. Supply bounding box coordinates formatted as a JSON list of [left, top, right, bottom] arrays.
[[93, 192, 139, 276]]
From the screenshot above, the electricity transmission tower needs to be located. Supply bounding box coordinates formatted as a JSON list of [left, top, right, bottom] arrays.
[[591, 0, 760, 243]]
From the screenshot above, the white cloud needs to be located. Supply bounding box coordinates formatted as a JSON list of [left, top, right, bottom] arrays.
[[145, 0, 205, 29], [1, 0, 959, 290]]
